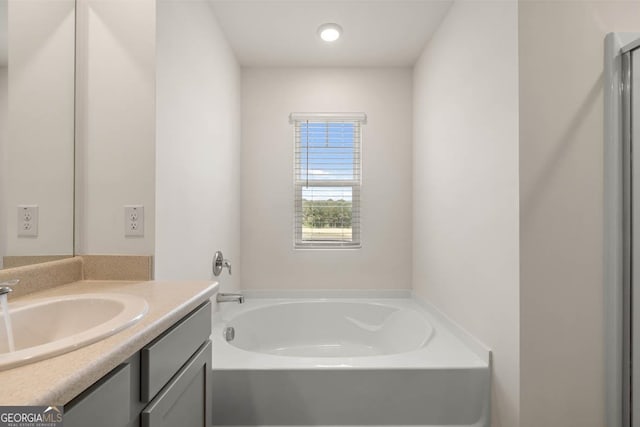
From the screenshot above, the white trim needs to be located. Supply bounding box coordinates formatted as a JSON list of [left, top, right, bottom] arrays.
[[292, 117, 362, 249], [289, 112, 367, 124]]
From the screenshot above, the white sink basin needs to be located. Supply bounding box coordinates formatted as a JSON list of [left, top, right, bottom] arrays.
[[0, 293, 148, 370]]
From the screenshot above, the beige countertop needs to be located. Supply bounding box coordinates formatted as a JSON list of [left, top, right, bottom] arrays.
[[0, 279, 218, 406]]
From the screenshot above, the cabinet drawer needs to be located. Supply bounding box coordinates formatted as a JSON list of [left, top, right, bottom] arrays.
[[141, 302, 211, 401], [64, 363, 131, 427], [141, 340, 212, 427]]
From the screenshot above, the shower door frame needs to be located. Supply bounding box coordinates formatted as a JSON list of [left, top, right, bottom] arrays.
[[623, 41, 633, 427], [606, 32, 640, 427]]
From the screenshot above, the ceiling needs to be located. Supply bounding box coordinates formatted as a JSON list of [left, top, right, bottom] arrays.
[[209, 0, 453, 67]]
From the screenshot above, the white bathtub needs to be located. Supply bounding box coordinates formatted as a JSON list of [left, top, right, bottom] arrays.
[[224, 300, 433, 358], [212, 293, 490, 427]]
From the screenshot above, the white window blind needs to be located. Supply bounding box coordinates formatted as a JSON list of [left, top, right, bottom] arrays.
[[290, 113, 366, 248]]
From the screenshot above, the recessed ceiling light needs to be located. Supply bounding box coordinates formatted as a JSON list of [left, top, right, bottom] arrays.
[[318, 23, 342, 43]]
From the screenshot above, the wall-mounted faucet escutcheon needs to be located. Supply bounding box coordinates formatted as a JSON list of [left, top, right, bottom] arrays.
[[213, 251, 232, 276]]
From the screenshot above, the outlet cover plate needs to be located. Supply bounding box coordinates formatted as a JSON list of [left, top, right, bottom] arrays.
[[17, 205, 38, 237], [124, 205, 144, 237]]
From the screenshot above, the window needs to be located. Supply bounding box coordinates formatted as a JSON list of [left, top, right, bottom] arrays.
[[290, 113, 366, 248]]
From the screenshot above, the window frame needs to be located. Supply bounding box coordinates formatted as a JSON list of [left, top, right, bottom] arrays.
[[290, 113, 365, 249]]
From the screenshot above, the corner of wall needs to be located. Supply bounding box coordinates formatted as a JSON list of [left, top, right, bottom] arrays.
[[155, 0, 241, 289], [412, 2, 519, 426]]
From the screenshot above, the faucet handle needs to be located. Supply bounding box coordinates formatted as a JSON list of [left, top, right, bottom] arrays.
[[213, 251, 232, 276]]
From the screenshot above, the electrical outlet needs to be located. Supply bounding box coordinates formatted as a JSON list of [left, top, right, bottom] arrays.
[[124, 205, 144, 237], [17, 205, 38, 237]]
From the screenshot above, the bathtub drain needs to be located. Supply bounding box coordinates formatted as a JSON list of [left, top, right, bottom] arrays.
[[224, 326, 235, 342]]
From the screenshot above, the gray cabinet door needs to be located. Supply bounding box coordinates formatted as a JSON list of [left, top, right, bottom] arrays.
[[141, 302, 212, 402], [64, 363, 131, 427], [141, 340, 212, 427]]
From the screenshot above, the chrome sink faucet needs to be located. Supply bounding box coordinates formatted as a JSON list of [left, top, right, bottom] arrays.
[[0, 279, 19, 296], [216, 293, 244, 304]]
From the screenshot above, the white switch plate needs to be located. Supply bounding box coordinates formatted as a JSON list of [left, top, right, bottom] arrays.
[[17, 205, 38, 237], [124, 205, 144, 237]]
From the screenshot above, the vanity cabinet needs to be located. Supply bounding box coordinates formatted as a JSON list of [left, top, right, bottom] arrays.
[[64, 302, 212, 427]]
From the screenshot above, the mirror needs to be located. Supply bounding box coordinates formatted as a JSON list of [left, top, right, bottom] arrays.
[[0, 0, 76, 269]]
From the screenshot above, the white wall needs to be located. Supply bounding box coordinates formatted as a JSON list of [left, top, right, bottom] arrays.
[[0, 0, 6, 67], [519, 3, 640, 426], [75, 0, 155, 256], [412, 2, 519, 426], [155, 0, 241, 290], [4, 0, 75, 257], [241, 68, 413, 290]]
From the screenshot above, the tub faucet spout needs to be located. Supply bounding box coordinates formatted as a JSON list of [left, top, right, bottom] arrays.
[[216, 293, 244, 304]]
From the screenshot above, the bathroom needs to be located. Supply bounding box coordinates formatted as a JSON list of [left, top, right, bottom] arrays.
[[0, 0, 639, 426]]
